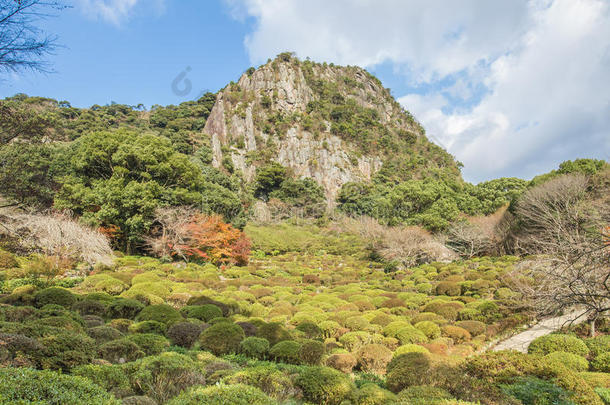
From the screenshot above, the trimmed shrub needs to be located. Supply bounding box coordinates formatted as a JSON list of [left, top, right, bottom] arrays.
[[199, 322, 245, 355], [34, 287, 76, 308], [592, 352, 610, 373], [436, 281, 461, 296], [0, 367, 120, 404], [544, 351, 589, 372], [126, 333, 170, 356], [395, 327, 428, 345], [455, 320, 486, 337], [415, 321, 441, 340], [501, 376, 577, 405], [528, 334, 589, 357], [87, 325, 123, 344], [386, 353, 432, 393], [299, 339, 325, 365], [357, 343, 393, 374], [355, 383, 397, 405], [579, 372, 610, 389], [40, 332, 96, 370], [236, 321, 258, 337], [224, 365, 297, 401], [129, 320, 167, 335], [135, 304, 182, 325], [296, 321, 322, 339], [240, 336, 270, 359], [394, 344, 430, 357], [72, 363, 131, 397], [464, 351, 539, 381], [106, 298, 144, 320], [257, 322, 291, 346], [397, 385, 453, 403], [99, 338, 144, 363], [0, 332, 43, 367], [125, 352, 205, 404], [295, 366, 356, 405], [166, 383, 277, 405], [270, 340, 302, 364], [0, 249, 19, 269], [73, 299, 107, 316], [180, 304, 222, 322], [442, 325, 472, 343], [326, 353, 357, 373], [586, 335, 610, 359], [167, 321, 204, 348]]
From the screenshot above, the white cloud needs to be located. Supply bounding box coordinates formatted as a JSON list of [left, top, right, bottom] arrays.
[[77, 0, 165, 26], [227, 0, 610, 182]]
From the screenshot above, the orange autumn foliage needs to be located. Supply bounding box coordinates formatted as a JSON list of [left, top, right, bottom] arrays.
[[173, 214, 251, 266]]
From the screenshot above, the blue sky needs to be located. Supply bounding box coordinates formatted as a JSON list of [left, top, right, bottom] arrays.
[[2, 0, 609, 183]]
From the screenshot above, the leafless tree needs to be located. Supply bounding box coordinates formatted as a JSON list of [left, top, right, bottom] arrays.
[[144, 206, 196, 260], [0, 0, 68, 74], [509, 174, 609, 335]]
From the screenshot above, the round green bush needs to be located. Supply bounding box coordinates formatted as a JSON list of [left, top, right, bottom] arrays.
[[0, 367, 120, 404], [87, 325, 123, 344], [126, 333, 170, 355], [414, 321, 441, 340], [397, 385, 453, 402], [544, 351, 589, 372], [167, 321, 205, 348], [592, 352, 610, 372], [436, 281, 461, 296], [528, 334, 589, 357], [224, 365, 295, 401], [34, 287, 76, 308], [39, 332, 96, 371], [240, 336, 270, 359], [295, 366, 356, 405], [386, 353, 432, 393], [128, 320, 167, 335], [270, 340, 302, 364], [326, 353, 357, 373], [73, 299, 108, 316], [99, 338, 145, 363], [106, 298, 144, 319], [72, 363, 130, 396], [355, 383, 397, 405], [167, 383, 277, 405], [455, 320, 487, 337], [180, 304, 223, 322], [357, 343, 393, 374], [299, 339, 325, 365], [199, 322, 245, 355], [394, 344, 430, 357], [135, 304, 182, 325], [296, 321, 322, 339], [257, 322, 292, 346], [395, 327, 428, 345], [585, 335, 610, 358]]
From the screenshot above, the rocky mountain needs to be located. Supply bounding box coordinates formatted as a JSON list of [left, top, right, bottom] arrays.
[[204, 53, 461, 202]]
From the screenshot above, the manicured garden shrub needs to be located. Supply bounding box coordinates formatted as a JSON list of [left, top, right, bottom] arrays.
[[126, 333, 170, 355], [501, 376, 577, 405], [108, 318, 133, 333], [35, 315, 84, 333], [579, 372, 610, 389], [386, 353, 432, 392], [72, 363, 131, 398], [296, 321, 322, 339], [180, 304, 223, 322], [0, 249, 19, 269], [99, 338, 145, 363], [463, 351, 538, 381], [436, 281, 461, 296], [167, 383, 277, 405], [40, 332, 96, 370], [528, 334, 589, 357], [73, 299, 107, 316], [224, 365, 297, 401], [592, 352, 610, 373], [544, 351, 589, 372], [442, 325, 472, 343], [422, 302, 459, 321], [394, 344, 430, 357], [135, 304, 182, 325], [0, 367, 120, 404], [257, 322, 291, 346], [270, 340, 302, 364], [295, 366, 356, 405], [236, 321, 258, 337], [167, 321, 204, 348], [299, 339, 325, 365], [585, 335, 610, 359], [326, 352, 357, 373], [456, 320, 487, 337], [395, 326, 428, 345], [34, 287, 76, 308], [106, 298, 144, 319], [125, 352, 205, 404], [355, 383, 397, 405], [199, 322, 245, 355], [397, 385, 453, 403], [0, 332, 43, 367], [415, 321, 441, 340], [240, 336, 270, 359], [357, 343, 393, 374], [129, 320, 167, 335], [87, 325, 123, 344]]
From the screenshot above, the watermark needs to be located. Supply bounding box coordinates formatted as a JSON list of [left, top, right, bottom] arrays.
[[171, 66, 210, 100]]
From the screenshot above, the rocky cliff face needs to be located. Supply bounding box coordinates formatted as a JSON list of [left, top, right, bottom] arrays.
[[203, 54, 458, 202]]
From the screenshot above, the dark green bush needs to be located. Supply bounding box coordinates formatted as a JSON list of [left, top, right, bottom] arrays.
[[126, 333, 169, 355], [0, 367, 120, 404], [73, 299, 107, 316], [456, 320, 487, 337], [72, 363, 131, 397], [528, 334, 589, 357], [167, 321, 204, 348], [355, 383, 397, 405], [135, 304, 182, 325], [99, 338, 145, 363], [397, 385, 453, 403], [180, 304, 222, 322], [0, 332, 43, 367], [501, 376, 576, 405], [295, 366, 356, 405], [129, 320, 167, 335], [257, 322, 292, 346], [39, 332, 96, 370], [240, 336, 270, 359], [296, 321, 322, 339], [167, 383, 277, 405], [299, 339, 325, 365], [34, 287, 76, 308], [106, 298, 144, 319], [199, 322, 245, 355], [269, 340, 302, 364], [236, 321, 257, 337], [224, 365, 296, 401], [386, 353, 432, 392], [87, 325, 123, 344]]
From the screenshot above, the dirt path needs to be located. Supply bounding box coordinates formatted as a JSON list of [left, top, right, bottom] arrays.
[[491, 309, 588, 353]]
